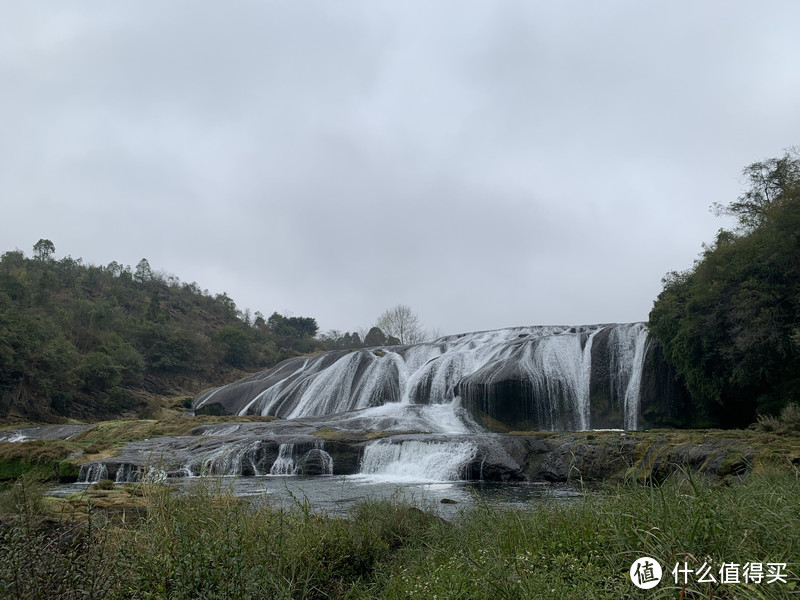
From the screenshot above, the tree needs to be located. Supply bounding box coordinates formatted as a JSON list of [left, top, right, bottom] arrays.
[[375, 304, 424, 345], [215, 324, 252, 368], [712, 148, 800, 230], [105, 261, 124, 277], [134, 258, 153, 284], [267, 312, 318, 339], [33, 239, 55, 261], [649, 150, 800, 426], [363, 327, 388, 347]]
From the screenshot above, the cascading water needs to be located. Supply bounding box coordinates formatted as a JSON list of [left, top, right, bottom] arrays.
[[359, 440, 478, 482], [194, 323, 654, 432], [608, 323, 650, 430], [78, 462, 108, 483], [182, 440, 268, 477], [115, 463, 141, 483], [270, 444, 296, 475]]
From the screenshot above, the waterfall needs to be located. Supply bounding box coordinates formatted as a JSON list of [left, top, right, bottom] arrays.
[[318, 450, 333, 475], [617, 323, 649, 430], [115, 463, 141, 483], [184, 440, 269, 477], [270, 444, 296, 475], [359, 440, 477, 482], [194, 323, 655, 432], [78, 462, 108, 483], [523, 327, 600, 430]]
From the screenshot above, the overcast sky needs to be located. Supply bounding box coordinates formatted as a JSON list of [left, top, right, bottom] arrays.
[[2, 2, 799, 336]]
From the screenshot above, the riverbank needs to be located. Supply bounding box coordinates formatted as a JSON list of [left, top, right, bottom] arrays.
[[3, 415, 800, 486], [1, 470, 798, 599]]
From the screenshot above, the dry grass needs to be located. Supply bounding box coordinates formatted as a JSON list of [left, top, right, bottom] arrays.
[[71, 414, 278, 445]]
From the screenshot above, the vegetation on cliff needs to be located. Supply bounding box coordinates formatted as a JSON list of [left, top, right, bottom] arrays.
[[649, 150, 800, 427], [0, 246, 322, 422]]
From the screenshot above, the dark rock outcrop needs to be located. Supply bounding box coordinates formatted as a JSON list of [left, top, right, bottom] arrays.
[[638, 340, 693, 428]]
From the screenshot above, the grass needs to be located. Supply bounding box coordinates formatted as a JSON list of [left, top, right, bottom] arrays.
[[0, 470, 798, 599], [0, 440, 81, 481], [70, 413, 278, 445], [755, 403, 800, 435]]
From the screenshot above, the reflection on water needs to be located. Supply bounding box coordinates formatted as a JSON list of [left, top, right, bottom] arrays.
[[50, 475, 583, 520]]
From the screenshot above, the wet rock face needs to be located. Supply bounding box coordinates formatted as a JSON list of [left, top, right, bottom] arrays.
[[461, 334, 692, 432], [295, 449, 333, 476], [75, 423, 753, 488], [0, 424, 93, 442], [192, 323, 688, 432], [637, 340, 693, 428]]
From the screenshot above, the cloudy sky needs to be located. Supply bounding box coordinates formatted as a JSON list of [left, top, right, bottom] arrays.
[[2, 2, 799, 336]]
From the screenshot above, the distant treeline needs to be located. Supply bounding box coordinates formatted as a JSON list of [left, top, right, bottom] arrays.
[[649, 150, 800, 427], [0, 246, 324, 421], [317, 328, 401, 350]]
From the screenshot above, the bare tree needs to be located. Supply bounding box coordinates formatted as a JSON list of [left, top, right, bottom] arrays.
[[375, 304, 424, 345], [426, 327, 443, 341]]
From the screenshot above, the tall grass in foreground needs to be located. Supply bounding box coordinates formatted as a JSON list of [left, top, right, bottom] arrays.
[[0, 473, 798, 599]]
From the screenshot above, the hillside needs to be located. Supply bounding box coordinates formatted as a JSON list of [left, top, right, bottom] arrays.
[[649, 151, 800, 427], [0, 244, 322, 423]]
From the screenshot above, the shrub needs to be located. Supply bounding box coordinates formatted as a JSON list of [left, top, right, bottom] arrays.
[[755, 402, 800, 433]]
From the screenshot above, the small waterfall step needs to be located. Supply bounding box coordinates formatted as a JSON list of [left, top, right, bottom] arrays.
[[359, 439, 478, 482]]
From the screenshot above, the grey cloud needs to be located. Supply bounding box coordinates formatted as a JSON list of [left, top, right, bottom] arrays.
[[1, 1, 799, 336]]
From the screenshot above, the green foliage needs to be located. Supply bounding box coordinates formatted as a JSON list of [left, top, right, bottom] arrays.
[[318, 329, 365, 350], [364, 326, 388, 347], [0, 509, 115, 599], [91, 479, 115, 490], [267, 312, 321, 354], [0, 249, 323, 421], [754, 402, 800, 434], [1, 474, 799, 598], [136, 321, 196, 373], [268, 312, 319, 338], [0, 472, 47, 515], [78, 352, 122, 392], [32, 239, 55, 262], [134, 257, 152, 285], [649, 151, 800, 427], [712, 150, 800, 230], [0, 440, 77, 481], [57, 460, 80, 480], [215, 324, 252, 367]]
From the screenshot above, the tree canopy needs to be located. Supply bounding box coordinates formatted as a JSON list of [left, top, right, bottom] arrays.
[[0, 244, 323, 421], [648, 150, 800, 427]]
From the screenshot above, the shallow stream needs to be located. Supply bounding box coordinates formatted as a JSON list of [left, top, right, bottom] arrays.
[[49, 475, 583, 520]]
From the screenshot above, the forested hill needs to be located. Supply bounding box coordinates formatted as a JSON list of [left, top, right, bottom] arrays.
[[649, 151, 800, 428], [0, 245, 323, 423]]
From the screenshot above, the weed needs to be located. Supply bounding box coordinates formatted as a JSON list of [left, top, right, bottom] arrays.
[[1, 472, 798, 598]]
